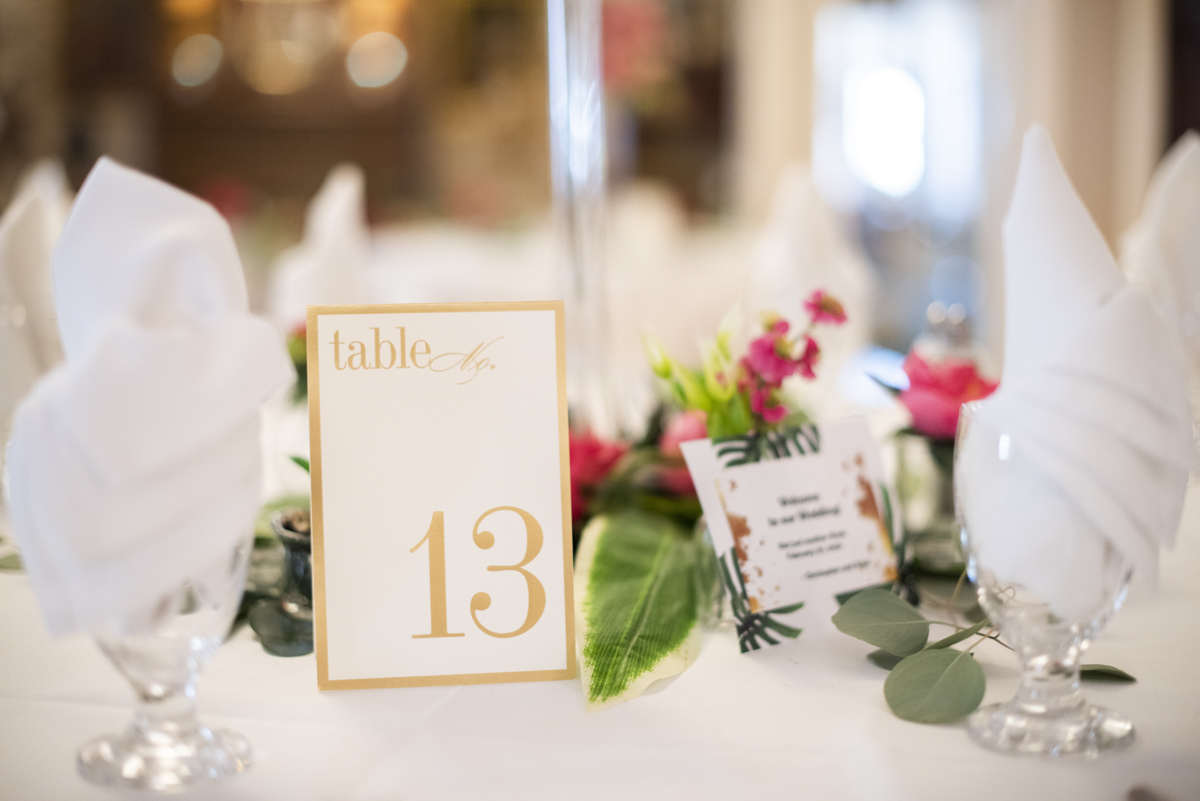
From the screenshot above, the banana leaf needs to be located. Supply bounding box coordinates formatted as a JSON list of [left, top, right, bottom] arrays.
[[576, 510, 710, 710]]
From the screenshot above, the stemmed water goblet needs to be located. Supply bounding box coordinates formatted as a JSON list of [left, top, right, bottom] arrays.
[[76, 536, 254, 791], [955, 401, 1135, 757]]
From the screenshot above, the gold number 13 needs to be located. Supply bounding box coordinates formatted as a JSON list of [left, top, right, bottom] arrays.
[[410, 506, 546, 639]]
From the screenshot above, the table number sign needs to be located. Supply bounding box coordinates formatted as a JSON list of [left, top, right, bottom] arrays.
[[307, 302, 575, 689], [681, 419, 899, 652]]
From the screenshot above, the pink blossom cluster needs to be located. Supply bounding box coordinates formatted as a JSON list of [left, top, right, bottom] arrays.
[[739, 291, 847, 424]]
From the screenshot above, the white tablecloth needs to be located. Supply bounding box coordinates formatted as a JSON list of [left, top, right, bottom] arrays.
[[3, 488, 1199, 801]]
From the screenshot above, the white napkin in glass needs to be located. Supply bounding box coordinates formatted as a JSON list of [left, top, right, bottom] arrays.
[[267, 163, 371, 327], [0, 161, 71, 425], [1120, 130, 1200, 426], [959, 125, 1193, 620], [5, 158, 293, 636]]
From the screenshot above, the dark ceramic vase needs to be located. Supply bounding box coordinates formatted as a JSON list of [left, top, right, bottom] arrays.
[[247, 508, 314, 656]]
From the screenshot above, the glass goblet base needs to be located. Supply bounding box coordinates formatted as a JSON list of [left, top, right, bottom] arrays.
[[967, 700, 1134, 758], [77, 717, 252, 792]]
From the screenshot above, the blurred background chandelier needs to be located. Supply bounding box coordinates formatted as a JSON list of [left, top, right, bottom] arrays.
[[166, 0, 411, 95]]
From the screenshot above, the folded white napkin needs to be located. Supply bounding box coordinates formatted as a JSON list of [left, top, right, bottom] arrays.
[[958, 126, 1193, 620], [1120, 131, 1200, 426], [0, 161, 71, 425], [6, 158, 293, 635], [267, 163, 371, 327]]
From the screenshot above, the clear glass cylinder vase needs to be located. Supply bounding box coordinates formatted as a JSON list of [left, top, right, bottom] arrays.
[[895, 430, 963, 575], [547, 0, 619, 437]]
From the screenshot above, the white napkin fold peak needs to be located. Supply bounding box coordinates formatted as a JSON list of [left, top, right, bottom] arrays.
[[959, 125, 1193, 620], [6, 157, 293, 636], [0, 161, 71, 424], [1120, 130, 1200, 427], [267, 163, 371, 327]]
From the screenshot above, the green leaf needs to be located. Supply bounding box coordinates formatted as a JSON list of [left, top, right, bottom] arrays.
[[868, 373, 904, 398], [884, 649, 986, 723], [868, 648, 903, 670], [1081, 664, 1136, 683], [577, 510, 705, 710], [0, 553, 22, 571], [835, 583, 894, 606], [831, 588, 930, 656], [924, 618, 990, 650], [289, 455, 311, 473]]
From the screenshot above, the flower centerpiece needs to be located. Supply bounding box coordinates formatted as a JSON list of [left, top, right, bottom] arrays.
[[647, 290, 847, 442], [570, 291, 847, 710]]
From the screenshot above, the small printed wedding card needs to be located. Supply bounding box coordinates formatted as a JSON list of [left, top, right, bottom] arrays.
[[681, 419, 898, 652], [307, 302, 575, 689]]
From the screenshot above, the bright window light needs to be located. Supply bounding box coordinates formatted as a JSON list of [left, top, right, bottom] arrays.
[[172, 34, 223, 87], [346, 32, 408, 88], [841, 65, 926, 198]]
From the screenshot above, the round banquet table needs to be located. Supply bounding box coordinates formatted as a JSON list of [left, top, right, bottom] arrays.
[[2, 488, 1199, 801]]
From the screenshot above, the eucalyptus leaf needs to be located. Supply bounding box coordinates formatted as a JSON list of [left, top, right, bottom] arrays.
[[577, 510, 705, 710], [924, 618, 990, 650], [835, 583, 893, 606], [884, 648, 986, 723], [831, 588, 930, 656], [867, 649, 903, 670], [1081, 664, 1136, 683]]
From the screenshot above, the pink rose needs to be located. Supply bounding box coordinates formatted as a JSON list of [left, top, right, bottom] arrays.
[[899, 352, 998, 440], [659, 409, 708, 458], [569, 431, 629, 520], [656, 465, 696, 495]]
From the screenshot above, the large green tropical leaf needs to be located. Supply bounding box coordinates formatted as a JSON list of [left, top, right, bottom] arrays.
[[576, 510, 705, 710]]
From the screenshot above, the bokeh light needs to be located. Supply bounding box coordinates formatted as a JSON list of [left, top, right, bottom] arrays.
[[171, 33, 223, 88], [842, 65, 926, 198], [346, 31, 408, 88]]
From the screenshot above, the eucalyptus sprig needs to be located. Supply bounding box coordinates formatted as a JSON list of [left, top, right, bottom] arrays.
[[832, 588, 1136, 724]]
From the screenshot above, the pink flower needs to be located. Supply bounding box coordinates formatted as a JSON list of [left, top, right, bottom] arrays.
[[805, 290, 848, 325], [745, 335, 798, 386], [750, 387, 788, 424], [659, 410, 708, 458], [656, 465, 696, 495], [899, 352, 998, 440], [569, 431, 629, 520], [796, 335, 819, 380]]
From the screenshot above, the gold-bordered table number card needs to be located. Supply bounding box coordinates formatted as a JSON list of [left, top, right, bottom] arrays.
[[307, 302, 575, 689]]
